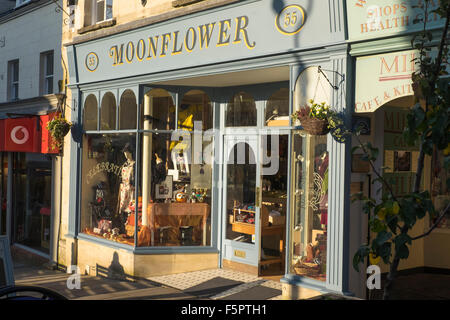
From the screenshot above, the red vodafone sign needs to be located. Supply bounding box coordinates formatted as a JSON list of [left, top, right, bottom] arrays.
[[4, 117, 40, 153]]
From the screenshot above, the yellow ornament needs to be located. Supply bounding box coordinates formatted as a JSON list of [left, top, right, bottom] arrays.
[[444, 143, 450, 156], [378, 208, 387, 221], [369, 253, 381, 265], [392, 201, 400, 215]]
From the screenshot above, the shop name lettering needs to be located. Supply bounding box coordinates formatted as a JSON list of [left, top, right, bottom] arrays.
[[109, 16, 255, 66], [355, 52, 416, 112], [354, 0, 443, 34], [86, 162, 121, 184]]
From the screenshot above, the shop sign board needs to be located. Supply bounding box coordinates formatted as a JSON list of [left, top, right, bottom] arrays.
[[346, 0, 446, 42], [72, 0, 338, 84], [3, 117, 40, 153], [355, 49, 418, 113]]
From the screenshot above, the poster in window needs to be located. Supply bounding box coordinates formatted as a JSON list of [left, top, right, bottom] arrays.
[[155, 175, 173, 199], [394, 151, 411, 172]]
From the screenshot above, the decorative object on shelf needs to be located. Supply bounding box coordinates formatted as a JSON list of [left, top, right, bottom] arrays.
[[46, 114, 72, 150], [291, 99, 335, 135], [192, 188, 207, 203], [175, 191, 187, 202]]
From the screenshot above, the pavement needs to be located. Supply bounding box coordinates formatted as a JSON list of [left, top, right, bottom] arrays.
[[11, 260, 285, 300]]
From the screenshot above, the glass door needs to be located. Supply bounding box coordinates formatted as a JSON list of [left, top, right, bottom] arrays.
[[0, 153, 7, 235], [222, 134, 261, 268]]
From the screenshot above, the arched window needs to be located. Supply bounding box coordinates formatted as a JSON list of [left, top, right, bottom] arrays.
[[83, 94, 98, 131], [265, 88, 289, 126], [141, 88, 175, 130], [179, 90, 212, 131], [119, 89, 137, 130], [226, 92, 256, 127], [100, 92, 116, 130]]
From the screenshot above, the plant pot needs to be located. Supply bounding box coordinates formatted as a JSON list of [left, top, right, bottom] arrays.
[[299, 116, 330, 135]]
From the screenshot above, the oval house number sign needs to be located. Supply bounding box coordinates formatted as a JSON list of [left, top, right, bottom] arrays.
[[275, 4, 306, 35]]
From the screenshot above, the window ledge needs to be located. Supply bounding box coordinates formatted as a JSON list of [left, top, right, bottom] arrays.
[[172, 0, 205, 7], [77, 18, 116, 35]]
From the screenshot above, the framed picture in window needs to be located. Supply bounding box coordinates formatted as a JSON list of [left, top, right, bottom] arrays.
[[155, 175, 173, 199], [394, 151, 411, 172]]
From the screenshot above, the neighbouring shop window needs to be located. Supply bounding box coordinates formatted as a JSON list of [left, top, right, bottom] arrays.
[[84, 94, 98, 131], [290, 132, 328, 282], [226, 92, 257, 127], [382, 107, 420, 196], [431, 149, 450, 229], [119, 90, 137, 130], [137, 89, 212, 247], [226, 142, 257, 244], [12, 153, 52, 254], [101, 92, 116, 130], [80, 133, 136, 245], [1, 153, 7, 235], [265, 88, 289, 127]]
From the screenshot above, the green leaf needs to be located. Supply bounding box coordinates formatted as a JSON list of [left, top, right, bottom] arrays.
[[380, 242, 392, 264], [353, 245, 370, 272], [397, 244, 410, 260], [374, 230, 392, 247]]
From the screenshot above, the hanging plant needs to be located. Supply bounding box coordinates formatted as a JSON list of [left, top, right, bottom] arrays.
[[291, 99, 335, 135], [46, 115, 72, 151]]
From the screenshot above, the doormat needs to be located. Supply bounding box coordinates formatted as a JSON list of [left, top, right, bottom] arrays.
[[221, 285, 281, 300], [183, 277, 244, 298]]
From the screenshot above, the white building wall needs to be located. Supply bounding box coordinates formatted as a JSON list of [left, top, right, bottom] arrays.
[[0, 0, 62, 103]]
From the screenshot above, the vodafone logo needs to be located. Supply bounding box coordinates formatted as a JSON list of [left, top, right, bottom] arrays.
[[10, 126, 30, 145]]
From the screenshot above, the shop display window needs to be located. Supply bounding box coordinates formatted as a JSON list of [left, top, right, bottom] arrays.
[[81, 133, 137, 245], [431, 149, 450, 229], [1, 153, 7, 235], [137, 89, 212, 247], [290, 132, 328, 281], [225, 92, 257, 127], [81, 88, 213, 247], [84, 94, 98, 131], [119, 90, 137, 130], [265, 88, 290, 127], [12, 153, 52, 254], [100, 92, 116, 130]]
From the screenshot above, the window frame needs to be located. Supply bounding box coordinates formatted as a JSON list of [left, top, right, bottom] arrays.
[[92, 0, 113, 25], [7, 60, 19, 101], [40, 51, 54, 95]]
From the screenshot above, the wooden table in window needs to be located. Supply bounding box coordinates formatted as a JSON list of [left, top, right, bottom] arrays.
[[147, 202, 210, 246]]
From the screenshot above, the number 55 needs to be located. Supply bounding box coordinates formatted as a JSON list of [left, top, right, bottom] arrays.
[[284, 11, 298, 27]]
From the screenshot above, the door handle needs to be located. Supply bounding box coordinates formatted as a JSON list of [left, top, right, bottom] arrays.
[[255, 186, 261, 208]]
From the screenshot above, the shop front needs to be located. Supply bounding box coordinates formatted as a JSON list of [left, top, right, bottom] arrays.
[[346, 0, 450, 299], [0, 97, 60, 257], [65, 0, 351, 298]]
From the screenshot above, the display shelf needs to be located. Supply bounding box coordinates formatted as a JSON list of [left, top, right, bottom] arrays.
[[232, 221, 255, 234]]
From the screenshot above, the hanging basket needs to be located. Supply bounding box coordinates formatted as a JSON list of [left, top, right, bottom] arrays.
[[46, 116, 72, 150], [299, 115, 330, 135]]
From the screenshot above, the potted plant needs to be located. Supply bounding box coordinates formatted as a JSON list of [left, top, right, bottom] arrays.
[[46, 114, 72, 151], [292, 99, 334, 135]]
